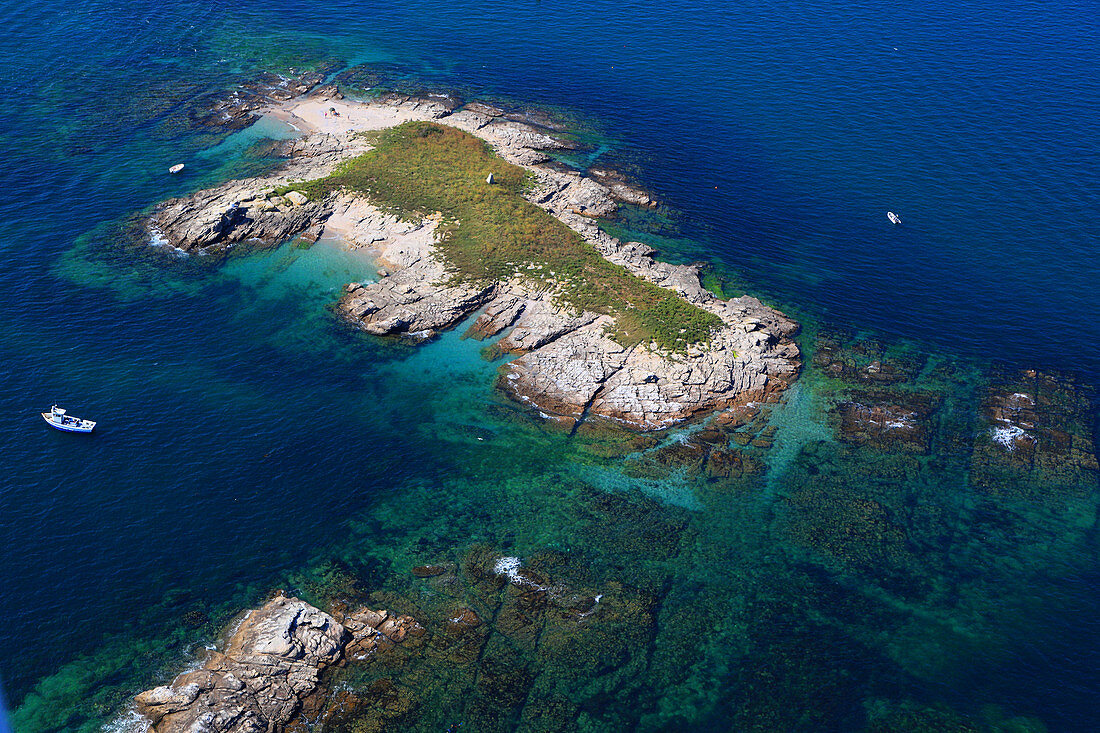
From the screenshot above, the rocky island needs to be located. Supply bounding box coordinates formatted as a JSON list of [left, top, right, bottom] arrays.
[[148, 90, 800, 429]]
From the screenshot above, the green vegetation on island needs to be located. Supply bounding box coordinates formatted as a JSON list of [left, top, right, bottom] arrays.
[[284, 121, 723, 350]]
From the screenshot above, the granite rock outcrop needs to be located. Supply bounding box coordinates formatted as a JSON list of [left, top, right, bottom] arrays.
[[134, 595, 419, 733]]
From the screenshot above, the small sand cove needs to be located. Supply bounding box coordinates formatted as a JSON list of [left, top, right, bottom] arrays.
[[268, 96, 432, 136]]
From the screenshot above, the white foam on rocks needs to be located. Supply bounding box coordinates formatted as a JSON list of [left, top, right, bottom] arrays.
[[991, 424, 1031, 450], [103, 709, 150, 733], [492, 556, 549, 591], [493, 555, 523, 579]]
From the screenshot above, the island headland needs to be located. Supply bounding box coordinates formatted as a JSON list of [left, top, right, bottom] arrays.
[[148, 88, 800, 430]]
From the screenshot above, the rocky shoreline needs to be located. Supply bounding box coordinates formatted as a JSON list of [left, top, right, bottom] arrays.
[[147, 91, 800, 429]]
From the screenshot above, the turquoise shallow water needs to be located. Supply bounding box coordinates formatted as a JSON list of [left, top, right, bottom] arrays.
[[1, 1, 1098, 731]]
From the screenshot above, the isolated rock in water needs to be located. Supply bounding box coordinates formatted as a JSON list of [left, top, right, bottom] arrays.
[[134, 594, 419, 733], [134, 595, 343, 732], [835, 390, 941, 454], [971, 368, 1099, 498]]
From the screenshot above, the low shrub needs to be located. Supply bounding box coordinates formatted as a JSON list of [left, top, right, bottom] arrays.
[[292, 122, 722, 350]]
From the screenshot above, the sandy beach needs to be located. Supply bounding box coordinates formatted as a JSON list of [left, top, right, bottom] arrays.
[[267, 97, 430, 136]]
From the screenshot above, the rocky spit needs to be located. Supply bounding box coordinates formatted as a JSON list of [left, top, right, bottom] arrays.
[[186, 69, 338, 133], [134, 595, 420, 733], [148, 91, 800, 430]]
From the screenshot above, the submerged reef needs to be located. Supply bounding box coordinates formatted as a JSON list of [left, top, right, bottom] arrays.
[[18, 336, 1098, 731], [184, 68, 339, 133], [129, 549, 656, 733], [118, 352, 1097, 733]]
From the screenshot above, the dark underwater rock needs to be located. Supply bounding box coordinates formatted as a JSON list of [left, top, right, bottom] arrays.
[[836, 390, 941, 454], [293, 545, 650, 731], [705, 445, 747, 479], [333, 63, 463, 109], [587, 166, 658, 208], [970, 368, 1099, 505], [410, 564, 451, 578], [504, 107, 569, 132], [652, 440, 707, 471], [573, 419, 659, 458], [187, 69, 328, 132], [812, 330, 925, 386]]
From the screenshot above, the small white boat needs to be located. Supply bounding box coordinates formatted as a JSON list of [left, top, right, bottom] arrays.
[[169, 164, 185, 174], [41, 405, 96, 433], [887, 211, 902, 225]]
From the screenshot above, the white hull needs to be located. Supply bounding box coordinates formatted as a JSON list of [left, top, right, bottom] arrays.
[[42, 411, 96, 433]]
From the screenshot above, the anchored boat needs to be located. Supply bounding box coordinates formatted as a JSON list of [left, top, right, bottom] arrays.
[[887, 211, 902, 225], [41, 405, 96, 433]]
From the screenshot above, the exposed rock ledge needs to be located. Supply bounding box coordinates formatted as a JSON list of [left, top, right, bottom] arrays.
[[147, 94, 800, 430], [134, 594, 420, 733]]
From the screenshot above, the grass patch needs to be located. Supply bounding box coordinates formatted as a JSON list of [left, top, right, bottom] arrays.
[[285, 121, 722, 350]]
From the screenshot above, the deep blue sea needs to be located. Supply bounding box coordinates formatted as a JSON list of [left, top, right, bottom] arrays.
[[1, 1, 1098, 731]]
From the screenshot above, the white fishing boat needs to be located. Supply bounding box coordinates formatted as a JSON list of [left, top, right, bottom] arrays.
[[169, 163, 185, 174], [41, 405, 96, 433], [887, 211, 902, 225]]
